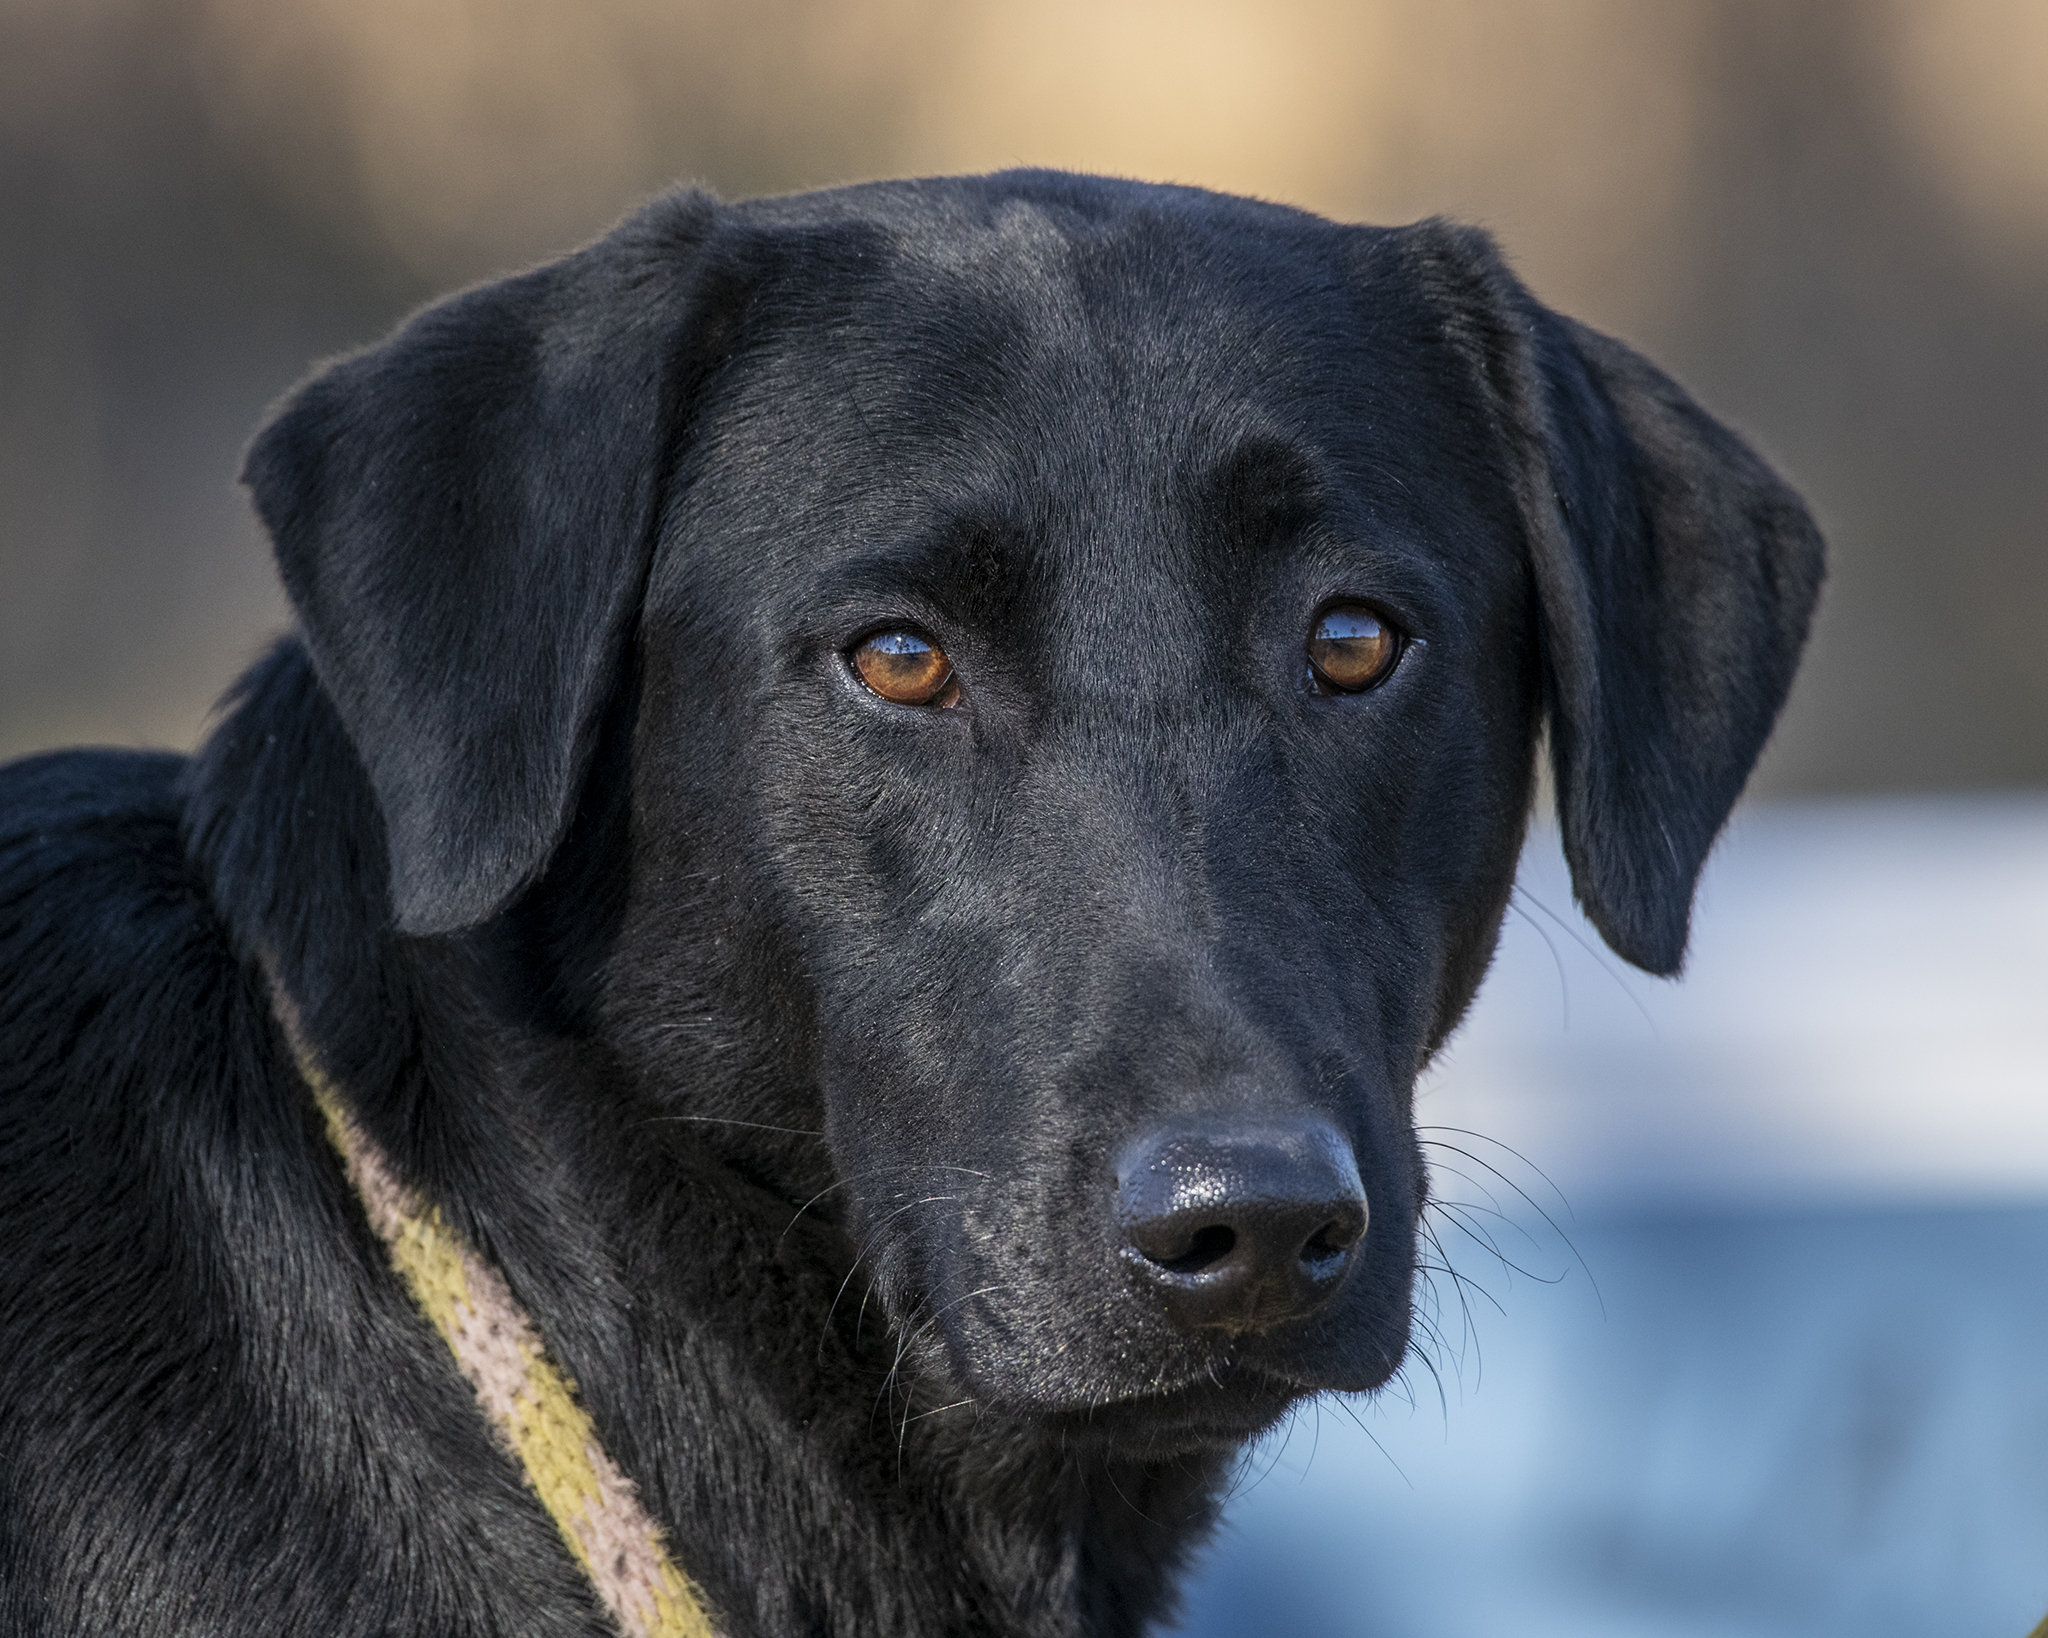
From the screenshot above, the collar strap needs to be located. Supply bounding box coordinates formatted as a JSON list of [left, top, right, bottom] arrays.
[[276, 995, 718, 1638]]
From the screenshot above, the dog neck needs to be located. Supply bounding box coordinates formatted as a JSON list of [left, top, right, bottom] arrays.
[[270, 977, 719, 1638]]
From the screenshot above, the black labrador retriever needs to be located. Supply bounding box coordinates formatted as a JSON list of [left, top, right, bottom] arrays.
[[0, 172, 1820, 1637]]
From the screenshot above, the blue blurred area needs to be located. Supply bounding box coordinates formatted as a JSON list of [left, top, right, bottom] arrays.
[[1177, 1205, 2048, 1636], [1175, 798, 2048, 1636]]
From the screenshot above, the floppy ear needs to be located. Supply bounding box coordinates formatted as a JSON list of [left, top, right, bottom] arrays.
[[1400, 222, 1824, 975], [243, 191, 728, 936]]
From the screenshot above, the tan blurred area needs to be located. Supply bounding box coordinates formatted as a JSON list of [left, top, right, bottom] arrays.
[[3, 0, 2045, 789]]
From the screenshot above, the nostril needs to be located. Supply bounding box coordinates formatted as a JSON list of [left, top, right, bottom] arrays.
[[1301, 1218, 1360, 1267], [1302, 1220, 1351, 1261], [1149, 1223, 1237, 1275]]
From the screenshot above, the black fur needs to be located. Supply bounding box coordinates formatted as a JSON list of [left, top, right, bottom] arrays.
[[0, 173, 1822, 1636]]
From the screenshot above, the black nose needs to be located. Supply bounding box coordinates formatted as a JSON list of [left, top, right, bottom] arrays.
[[1116, 1120, 1368, 1335]]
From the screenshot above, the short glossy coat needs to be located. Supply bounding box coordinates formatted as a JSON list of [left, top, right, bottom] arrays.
[[0, 172, 1821, 1636]]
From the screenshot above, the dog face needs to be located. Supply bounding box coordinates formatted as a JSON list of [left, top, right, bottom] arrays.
[[246, 174, 1820, 1455], [623, 201, 1537, 1439]]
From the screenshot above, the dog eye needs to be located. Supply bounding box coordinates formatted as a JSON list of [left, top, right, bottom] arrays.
[[852, 630, 962, 708], [1306, 604, 1401, 693]]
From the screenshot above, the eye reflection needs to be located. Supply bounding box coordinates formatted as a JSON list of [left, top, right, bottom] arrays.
[[852, 630, 962, 708], [1306, 604, 1400, 693]]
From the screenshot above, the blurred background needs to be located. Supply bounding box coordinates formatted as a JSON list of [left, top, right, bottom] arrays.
[[2, 0, 2042, 1631]]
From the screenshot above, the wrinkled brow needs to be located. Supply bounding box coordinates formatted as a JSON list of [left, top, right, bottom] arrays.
[[805, 514, 1047, 637]]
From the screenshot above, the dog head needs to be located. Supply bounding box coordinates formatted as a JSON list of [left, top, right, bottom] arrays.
[[246, 174, 1820, 1454]]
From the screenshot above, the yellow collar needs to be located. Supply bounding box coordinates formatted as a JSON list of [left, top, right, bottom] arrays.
[[275, 991, 719, 1638]]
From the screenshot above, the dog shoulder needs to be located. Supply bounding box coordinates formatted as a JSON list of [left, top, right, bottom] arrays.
[[0, 748, 267, 1625], [0, 748, 615, 1634], [0, 746, 234, 1123]]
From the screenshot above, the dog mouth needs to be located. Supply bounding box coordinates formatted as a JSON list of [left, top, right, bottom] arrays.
[[910, 1289, 1398, 1457], [1027, 1364, 1308, 1457]]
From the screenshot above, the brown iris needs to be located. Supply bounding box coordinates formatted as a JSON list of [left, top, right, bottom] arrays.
[[852, 630, 961, 707], [1306, 604, 1400, 693]]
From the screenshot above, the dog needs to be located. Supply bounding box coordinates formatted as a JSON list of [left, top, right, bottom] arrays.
[[0, 171, 1820, 1636]]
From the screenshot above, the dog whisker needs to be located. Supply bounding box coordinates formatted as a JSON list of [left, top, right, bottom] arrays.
[[1417, 1125, 1576, 1215], [1422, 1158, 1514, 1220], [1101, 1461, 1166, 1529], [1418, 1131, 1603, 1316], [900, 1396, 978, 1425], [1429, 1202, 1567, 1287], [639, 1114, 825, 1139], [879, 1284, 1010, 1461], [822, 1192, 962, 1339], [1506, 890, 1573, 1030], [1509, 885, 1661, 1035], [784, 1162, 993, 1246], [1329, 1393, 1413, 1487]]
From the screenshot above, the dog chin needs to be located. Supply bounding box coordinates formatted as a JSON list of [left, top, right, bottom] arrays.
[[1021, 1370, 1307, 1459], [927, 1299, 1412, 1425], [952, 1343, 1404, 1460]]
